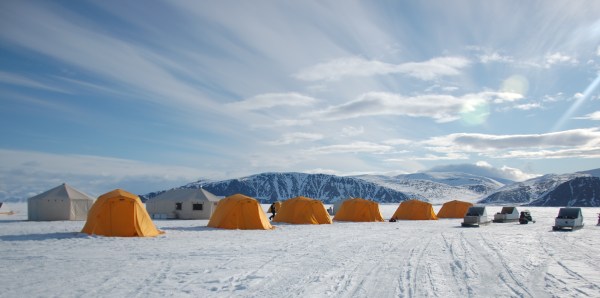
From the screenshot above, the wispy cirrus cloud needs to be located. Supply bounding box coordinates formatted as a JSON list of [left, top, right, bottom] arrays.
[[424, 128, 600, 151], [309, 142, 392, 154], [478, 52, 514, 64], [267, 132, 323, 145], [314, 91, 522, 122], [387, 152, 468, 162], [0, 2, 218, 113], [228, 92, 317, 110], [544, 52, 579, 67], [0, 71, 71, 93], [0, 149, 207, 200], [421, 128, 600, 160], [341, 126, 364, 137], [574, 111, 600, 120], [294, 56, 470, 81], [496, 147, 600, 159]]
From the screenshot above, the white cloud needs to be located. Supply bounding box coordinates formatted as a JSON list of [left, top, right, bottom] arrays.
[[402, 153, 469, 161], [228, 92, 317, 110], [442, 86, 460, 92], [424, 128, 600, 152], [394, 56, 471, 80], [294, 57, 396, 81], [544, 52, 578, 67], [383, 138, 412, 145], [427, 163, 538, 181], [315, 91, 522, 122], [479, 52, 513, 64], [273, 119, 313, 126], [0, 149, 207, 200], [512, 103, 542, 110], [597, 45, 600, 56], [542, 93, 565, 102], [309, 142, 392, 154], [294, 56, 470, 81], [268, 132, 323, 145], [421, 128, 600, 161], [498, 147, 600, 159], [574, 111, 600, 120], [341, 126, 364, 137], [0, 3, 221, 114], [573, 92, 584, 100], [0, 71, 71, 93]]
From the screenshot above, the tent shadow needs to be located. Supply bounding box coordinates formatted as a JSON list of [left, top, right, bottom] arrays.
[[0, 232, 86, 242], [160, 226, 216, 232], [0, 220, 29, 224]]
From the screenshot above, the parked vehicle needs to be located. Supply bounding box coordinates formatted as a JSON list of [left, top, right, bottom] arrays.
[[552, 208, 584, 231], [519, 210, 535, 224], [493, 207, 520, 223], [461, 206, 490, 227]]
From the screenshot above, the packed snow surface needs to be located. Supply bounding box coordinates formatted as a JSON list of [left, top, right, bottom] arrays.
[[1, 203, 600, 297]]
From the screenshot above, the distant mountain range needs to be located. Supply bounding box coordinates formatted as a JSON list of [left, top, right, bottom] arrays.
[[142, 171, 505, 204], [142, 168, 600, 207], [478, 169, 600, 207], [142, 172, 414, 204], [7, 166, 599, 207], [353, 172, 504, 204]]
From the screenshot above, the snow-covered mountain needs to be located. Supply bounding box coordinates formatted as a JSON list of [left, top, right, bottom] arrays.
[[527, 176, 600, 207], [354, 172, 505, 204], [143, 172, 415, 204], [143, 171, 505, 204], [478, 169, 600, 206]]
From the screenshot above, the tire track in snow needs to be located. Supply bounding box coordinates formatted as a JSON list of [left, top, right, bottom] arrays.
[[539, 231, 600, 297], [132, 256, 174, 297], [477, 233, 534, 298], [440, 232, 474, 297], [459, 232, 527, 297], [398, 235, 434, 297]]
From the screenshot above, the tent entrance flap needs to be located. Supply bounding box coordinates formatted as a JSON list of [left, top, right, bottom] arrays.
[[109, 199, 136, 237]]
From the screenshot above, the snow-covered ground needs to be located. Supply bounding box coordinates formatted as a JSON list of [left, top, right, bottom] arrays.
[[1, 203, 600, 297]]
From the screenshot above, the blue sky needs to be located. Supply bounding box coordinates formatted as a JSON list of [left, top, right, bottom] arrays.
[[1, 1, 599, 198]]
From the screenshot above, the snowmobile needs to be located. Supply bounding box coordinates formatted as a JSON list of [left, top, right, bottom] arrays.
[[518, 210, 535, 224]]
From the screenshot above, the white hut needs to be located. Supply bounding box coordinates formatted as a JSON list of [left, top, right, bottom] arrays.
[[28, 183, 95, 221], [461, 206, 490, 227], [146, 188, 220, 219], [493, 206, 520, 223], [553, 208, 584, 231]]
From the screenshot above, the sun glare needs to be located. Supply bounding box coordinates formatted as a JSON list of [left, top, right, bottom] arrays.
[[552, 72, 600, 132]]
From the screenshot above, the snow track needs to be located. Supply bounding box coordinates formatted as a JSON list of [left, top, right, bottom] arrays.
[[1, 204, 600, 297]]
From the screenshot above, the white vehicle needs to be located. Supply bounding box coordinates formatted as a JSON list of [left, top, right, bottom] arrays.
[[461, 206, 490, 227], [552, 208, 584, 231], [493, 206, 520, 223]]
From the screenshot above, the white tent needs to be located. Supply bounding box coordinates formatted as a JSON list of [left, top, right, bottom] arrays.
[[28, 183, 95, 221], [146, 188, 221, 219]]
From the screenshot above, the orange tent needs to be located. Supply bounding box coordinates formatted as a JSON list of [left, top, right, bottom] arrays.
[[333, 198, 384, 222], [81, 189, 163, 237], [273, 196, 332, 224], [207, 194, 273, 230], [391, 199, 438, 220], [437, 200, 473, 218]]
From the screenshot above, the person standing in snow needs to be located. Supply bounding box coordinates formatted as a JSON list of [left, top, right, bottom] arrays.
[[268, 203, 277, 220]]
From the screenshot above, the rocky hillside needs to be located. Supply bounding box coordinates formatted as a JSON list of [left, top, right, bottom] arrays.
[[478, 169, 600, 207], [527, 176, 600, 207], [143, 172, 415, 203]]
